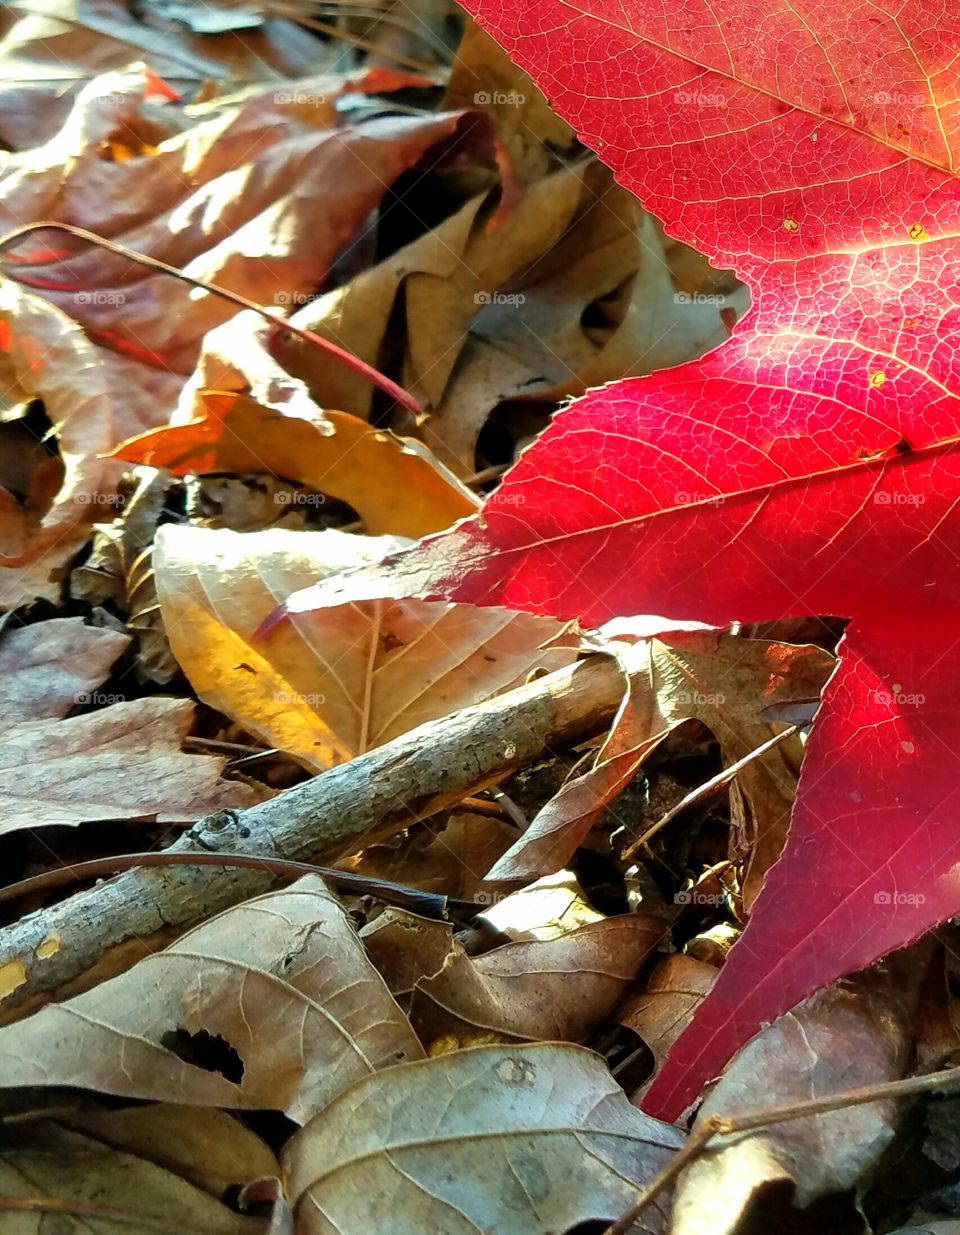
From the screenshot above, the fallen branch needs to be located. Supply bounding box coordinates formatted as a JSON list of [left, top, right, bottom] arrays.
[[0, 653, 624, 1024]]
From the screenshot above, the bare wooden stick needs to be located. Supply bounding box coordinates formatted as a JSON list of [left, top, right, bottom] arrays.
[[0, 653, 624, 1023]]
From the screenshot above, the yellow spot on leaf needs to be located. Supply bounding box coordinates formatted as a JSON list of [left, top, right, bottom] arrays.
[[0, 960, 27, 1002], [36, 935, 60, 960], [782, 217, 800, 233], [901, 741, 916, 754], [908, 222, 929, 241], [869, 370, 886, 388]]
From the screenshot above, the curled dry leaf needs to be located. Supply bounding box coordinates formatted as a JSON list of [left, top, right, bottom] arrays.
[[360, 909, 455, 1010], [617, 954, 718, 1103], [671, 952, 927, 1235], [0, 696, 261, 833], [271, 163, 738, 472], [410, 913, 667, 1050], [488, 631, 834, 885], [113, 389, 479, 539], [0, 877, 424, 1122], [283, 1043, 684, 1235], [0, 1119, 265, 1235], [153, 524, 572, 770], [0, 617, 129, 721], [0, 68, 491, 563]]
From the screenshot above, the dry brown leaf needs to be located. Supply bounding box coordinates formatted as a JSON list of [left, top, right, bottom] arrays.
[[0, 0, 329, 148], [283, 1043, 684, 1235], [443, 18, 576, 186], [113, 389, 479, 538], [341, 810, 519, 902], [61, 1104, 279, 1198], [0, 1118, 265, 1235], [410, 914, 667, 1051], [0, 877, 424, 1122], [0, 67, 490, 562], [360, 909, 455, 1010], [671, 951, 927, 1235], [0, 617, 129, 720], [0, 696, 261, 832], [153, 524, 573, 770], [488, 631, 834, 883], [617, 954, 718, 1102]]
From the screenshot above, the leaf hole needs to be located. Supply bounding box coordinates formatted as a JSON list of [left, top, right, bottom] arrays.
[[161, 1026, 245, 1084]]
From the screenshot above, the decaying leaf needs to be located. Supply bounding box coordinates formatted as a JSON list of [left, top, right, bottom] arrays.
[[0, 1119, 266, 1235], [488, 630, 834, 885], [0, 617, 129, 721], [153, 524, 573, 770], [672, 952, 928, 1235], [113, 389, 479, 539], [0, 877, 424, 1122], [0, 696, 260, 832], [283, 1043, 684, 1235], [410, 913, 667, 1050]]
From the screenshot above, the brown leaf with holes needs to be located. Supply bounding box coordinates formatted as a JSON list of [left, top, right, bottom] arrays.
[[0, 877, 424, 1122], [152, 524, 573, 770]]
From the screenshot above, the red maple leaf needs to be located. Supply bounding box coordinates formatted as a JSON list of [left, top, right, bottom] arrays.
[[276, 4, 960, 1118]]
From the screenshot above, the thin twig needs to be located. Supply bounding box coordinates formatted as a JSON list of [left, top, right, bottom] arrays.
[[602, 1062, 960, 1234], [0, 850, 478, 922], [0, 221, 422, 415]]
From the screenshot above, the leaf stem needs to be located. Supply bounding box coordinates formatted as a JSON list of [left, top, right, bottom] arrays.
[[0, 850, 478, 922], [0, 221, 423, 415]]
